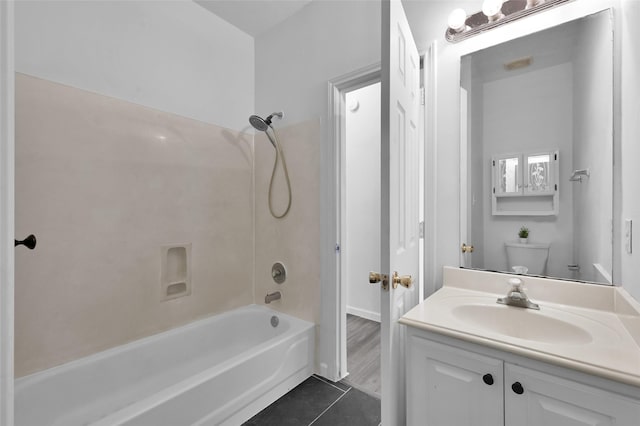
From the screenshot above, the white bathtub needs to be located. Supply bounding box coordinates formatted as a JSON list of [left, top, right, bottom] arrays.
[[15, 304, 315, 426]]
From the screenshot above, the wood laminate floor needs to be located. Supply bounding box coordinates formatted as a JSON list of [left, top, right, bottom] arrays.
[[345, 314, 381, 396]]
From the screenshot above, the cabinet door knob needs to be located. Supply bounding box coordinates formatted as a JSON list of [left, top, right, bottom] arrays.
[[482, 374, 494, 385], [512, 381, 524, 395]]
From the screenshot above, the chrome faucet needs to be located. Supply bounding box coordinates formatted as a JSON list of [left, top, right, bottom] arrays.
[[265, 291, 282, 304], [497, 278, 540, 310]]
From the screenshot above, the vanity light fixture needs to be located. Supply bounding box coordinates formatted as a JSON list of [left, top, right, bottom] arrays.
[[445, 0, 573, 43]]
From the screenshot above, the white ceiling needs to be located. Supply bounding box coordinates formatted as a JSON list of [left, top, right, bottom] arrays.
[[195, 0, 314, 37], [194, 0, 478, 53]]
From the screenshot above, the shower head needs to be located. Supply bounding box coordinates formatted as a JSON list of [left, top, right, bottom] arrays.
[[248, 112, 284, 132], [249, 115, 269, 132]]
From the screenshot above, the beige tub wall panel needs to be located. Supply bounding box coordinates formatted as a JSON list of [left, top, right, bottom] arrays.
[[254, 119, 321, 324], [14, 73, 254, 377]]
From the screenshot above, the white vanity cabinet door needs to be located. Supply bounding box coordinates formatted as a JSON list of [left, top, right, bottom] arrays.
[[505, 363, 640, 426], [407, 336, 503, 426]]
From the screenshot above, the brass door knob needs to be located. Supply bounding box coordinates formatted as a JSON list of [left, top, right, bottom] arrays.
[[461, 243, 474, 253], [392, 271, 413, 289], [369, 271, 389, 291]]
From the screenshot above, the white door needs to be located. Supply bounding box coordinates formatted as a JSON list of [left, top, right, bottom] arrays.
[[0, 2, 15, 425], [381, 0, 421, 424]]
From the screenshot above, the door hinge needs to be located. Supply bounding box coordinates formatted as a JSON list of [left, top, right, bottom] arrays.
[[419, 221, 425, 239], [420, 87, 425, 105], [335, 243, 341, 253]]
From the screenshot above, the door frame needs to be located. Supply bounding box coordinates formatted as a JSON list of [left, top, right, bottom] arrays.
[[319, 63, 380, 382], [0, 1, 15, 425], [318, 45, 439, 387]]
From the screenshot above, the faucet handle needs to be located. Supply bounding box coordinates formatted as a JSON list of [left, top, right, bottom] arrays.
[[508, 277, 523, 291]]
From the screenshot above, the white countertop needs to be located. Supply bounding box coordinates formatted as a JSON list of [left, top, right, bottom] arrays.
[[399, 267, 640, 387]]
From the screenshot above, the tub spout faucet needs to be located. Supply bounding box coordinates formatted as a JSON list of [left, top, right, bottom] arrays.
[[497, 278, 540, 310], [265, 291, 282, 304]]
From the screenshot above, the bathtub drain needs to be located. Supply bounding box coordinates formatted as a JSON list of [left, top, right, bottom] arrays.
[[270, 315, 279, 328]]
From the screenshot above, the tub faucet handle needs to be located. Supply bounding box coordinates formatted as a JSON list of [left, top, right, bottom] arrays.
[[271, 262, 286, 284]]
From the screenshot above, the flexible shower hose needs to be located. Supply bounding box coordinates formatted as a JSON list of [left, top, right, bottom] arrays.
[[266, 127, 292, 219]]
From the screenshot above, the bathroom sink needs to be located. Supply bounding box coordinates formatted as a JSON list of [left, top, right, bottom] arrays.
[[451, 304, 593, 345], [399, 267, 640, 388]]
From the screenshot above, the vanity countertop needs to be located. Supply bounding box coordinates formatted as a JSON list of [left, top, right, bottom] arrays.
[[399, 267, 640, 387]]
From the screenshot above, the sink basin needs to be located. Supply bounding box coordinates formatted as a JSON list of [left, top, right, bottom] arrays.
[[451, 304, 593, 345]]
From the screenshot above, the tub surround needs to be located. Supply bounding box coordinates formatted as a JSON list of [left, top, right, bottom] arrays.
[[400, 267, 640, 387], [254, 119, 321, 324], [15, 74, 254, 377]]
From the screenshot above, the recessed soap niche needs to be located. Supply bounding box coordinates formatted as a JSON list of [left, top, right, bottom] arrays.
[[161, 243, 191, 301]]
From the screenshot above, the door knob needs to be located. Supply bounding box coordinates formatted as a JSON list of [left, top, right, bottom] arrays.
[[392, 271, 413, 289], [369, 271, 389, 291], [15, 234, 36, 250], [461, 243, 474, 253]]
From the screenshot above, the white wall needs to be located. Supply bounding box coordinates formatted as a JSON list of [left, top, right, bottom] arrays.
[[255, 1, 380, 124], [620, 0, 640, 300], [345, 83, 381, 322], [15, 0, 254, 131]]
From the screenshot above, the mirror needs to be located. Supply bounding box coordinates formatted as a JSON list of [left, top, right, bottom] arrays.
[[460, 10, 613, 284]]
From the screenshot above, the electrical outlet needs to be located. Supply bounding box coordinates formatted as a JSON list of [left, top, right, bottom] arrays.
[[625, 219, 632, 254]]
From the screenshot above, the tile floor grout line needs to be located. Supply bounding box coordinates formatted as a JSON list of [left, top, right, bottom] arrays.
[[307, 388, 352, 426], [312, 375, 350, 394]]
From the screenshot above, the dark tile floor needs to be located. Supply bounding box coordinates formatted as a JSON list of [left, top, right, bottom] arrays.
[[243, 375, 381, 426]]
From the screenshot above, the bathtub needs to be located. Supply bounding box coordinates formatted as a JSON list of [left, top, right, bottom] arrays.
[[15, 304, 315, 425]]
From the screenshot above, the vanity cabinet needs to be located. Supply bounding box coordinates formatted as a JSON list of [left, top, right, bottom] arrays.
[[504, 363, 640, 426], [407, 333, 640, 426]]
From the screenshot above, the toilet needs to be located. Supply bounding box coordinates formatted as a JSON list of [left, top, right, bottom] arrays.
[[505, 242, 550, 275]]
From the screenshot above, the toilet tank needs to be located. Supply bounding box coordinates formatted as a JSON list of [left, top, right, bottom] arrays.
[[505, 242, 550, 275]]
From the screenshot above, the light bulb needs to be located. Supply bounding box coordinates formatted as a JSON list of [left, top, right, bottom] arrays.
[[526, 0, 545, 9], [447, 8, 468, 33], [482, 0, 504, 21]]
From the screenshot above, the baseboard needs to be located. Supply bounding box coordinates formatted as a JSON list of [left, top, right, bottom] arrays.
[[346, 306, 380, 323]]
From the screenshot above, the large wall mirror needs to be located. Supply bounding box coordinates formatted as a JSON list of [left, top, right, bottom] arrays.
[[460, 9, 613, 285]]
